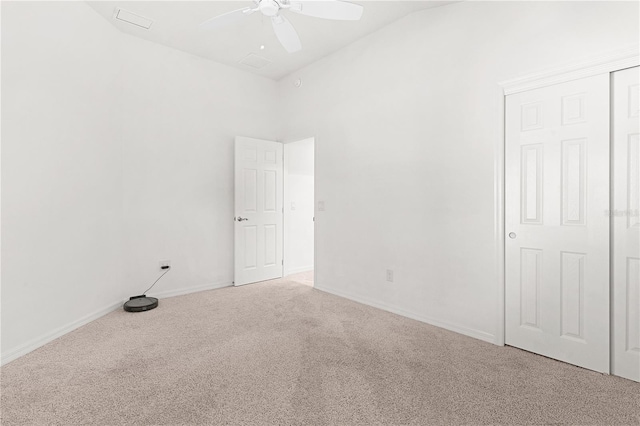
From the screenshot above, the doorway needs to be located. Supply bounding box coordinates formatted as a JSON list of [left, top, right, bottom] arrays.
[[284, 138, 315, 286]]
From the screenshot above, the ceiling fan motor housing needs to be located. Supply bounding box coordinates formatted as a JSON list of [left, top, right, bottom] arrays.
[[259, 0, 281, 17]]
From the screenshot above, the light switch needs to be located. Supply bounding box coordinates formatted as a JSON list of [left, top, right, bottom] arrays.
[[318, 201, 325, 211], [291, 202, 296, 211]]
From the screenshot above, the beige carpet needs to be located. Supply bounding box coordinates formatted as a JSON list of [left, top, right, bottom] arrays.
[[1, 277, 639, 425]]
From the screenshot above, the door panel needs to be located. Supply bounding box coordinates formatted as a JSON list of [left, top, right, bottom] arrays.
[[612, 66, 640, 382], [506, 74, 610, 373], [234, 137, 283, 286]]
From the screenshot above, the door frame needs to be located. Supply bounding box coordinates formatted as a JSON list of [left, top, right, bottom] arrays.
[[282, 136, 316, 287], [494, 45, 639, 346]]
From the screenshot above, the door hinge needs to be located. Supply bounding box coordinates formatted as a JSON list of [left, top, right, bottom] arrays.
[[282, 260, 284, 265]]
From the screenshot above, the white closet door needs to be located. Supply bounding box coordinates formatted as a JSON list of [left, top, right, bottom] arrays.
[[505, 74, 610, 373], [234, 136, 283, 286], [612, 66, 640, 382]]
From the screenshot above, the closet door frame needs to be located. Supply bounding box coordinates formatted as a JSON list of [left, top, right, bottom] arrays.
[[494, 46, 640, 352]]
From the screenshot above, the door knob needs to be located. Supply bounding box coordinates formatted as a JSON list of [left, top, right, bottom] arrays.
[[235, 217, 249, 222], [509, 232, 517, 239]]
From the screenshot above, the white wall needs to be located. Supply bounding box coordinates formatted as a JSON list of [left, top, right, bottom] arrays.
[[284, 138, 314, 276], [2, 0, 638, 364], [1, 2, 125, 361], [277, 1, 640, 343], [119, 35, 279, 299], [1, 2, 279, 363]]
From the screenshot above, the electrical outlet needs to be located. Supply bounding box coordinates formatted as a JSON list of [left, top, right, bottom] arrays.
[[159, 260, 171, 269], [386, 269, 394, 282]]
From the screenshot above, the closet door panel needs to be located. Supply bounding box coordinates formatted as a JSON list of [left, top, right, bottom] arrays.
[[612, 66, 640, 382], [505, 74, 610, 373]]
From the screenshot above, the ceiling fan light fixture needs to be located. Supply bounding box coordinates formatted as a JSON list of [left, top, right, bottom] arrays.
[[259, 0, 281, 17]]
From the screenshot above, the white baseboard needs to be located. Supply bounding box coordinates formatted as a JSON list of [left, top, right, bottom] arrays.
[[148, 281, 232, 299], [285, 265, 314, 276], [315, 285, 496, 344], [1, 282, 232, 367], [1, 300, 123, 366]]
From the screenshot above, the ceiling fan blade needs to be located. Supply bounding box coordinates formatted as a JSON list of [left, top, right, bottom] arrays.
[[271, 15, 302, 53], [199, 7, 253, 30], [289, 0, 363, 21]]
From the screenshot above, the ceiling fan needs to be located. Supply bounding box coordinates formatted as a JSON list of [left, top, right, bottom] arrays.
[[199, 0, 364, 53]]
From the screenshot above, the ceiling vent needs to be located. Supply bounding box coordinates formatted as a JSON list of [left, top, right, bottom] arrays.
[[239, 54, 272, 70], [114, 8, 153, 30]]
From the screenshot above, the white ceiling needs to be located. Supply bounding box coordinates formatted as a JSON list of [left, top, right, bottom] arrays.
[[87, 1, 455, 81]]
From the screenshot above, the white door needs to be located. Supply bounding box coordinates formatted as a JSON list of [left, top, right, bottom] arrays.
[[234, 136, 283, 286], [612, 66, 640, 382], [505, 74, 610, 373]]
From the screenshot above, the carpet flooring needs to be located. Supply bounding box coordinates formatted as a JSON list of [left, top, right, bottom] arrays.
[[1, 275, 639, 425]]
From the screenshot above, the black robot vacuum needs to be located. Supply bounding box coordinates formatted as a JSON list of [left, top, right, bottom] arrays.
[[123, 265, 170, 312], [123, 295, 159, 312]]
